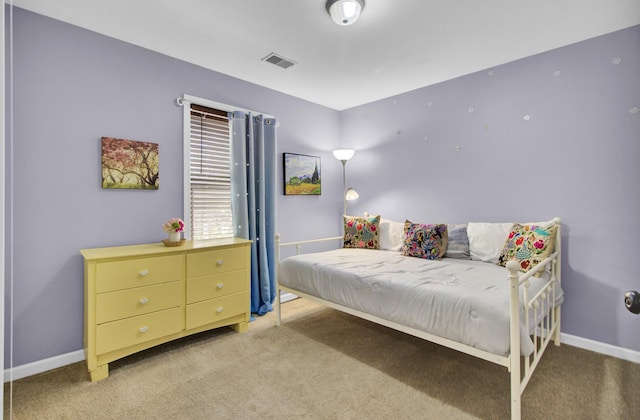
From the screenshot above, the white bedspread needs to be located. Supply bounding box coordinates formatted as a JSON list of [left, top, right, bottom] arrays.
[[278, 248, 563, 356]]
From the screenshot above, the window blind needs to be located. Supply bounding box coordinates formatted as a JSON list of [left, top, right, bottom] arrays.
[[189, 104, 234, 240]]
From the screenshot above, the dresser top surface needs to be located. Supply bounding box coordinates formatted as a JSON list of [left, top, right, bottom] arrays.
[[80, 238, 252, 261]]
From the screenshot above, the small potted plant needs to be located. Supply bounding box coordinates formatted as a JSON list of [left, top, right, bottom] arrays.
[[163, 217, 185, 245]]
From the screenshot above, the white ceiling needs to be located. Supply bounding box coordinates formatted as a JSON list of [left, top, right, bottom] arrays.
[[8, 0, 640, 110]]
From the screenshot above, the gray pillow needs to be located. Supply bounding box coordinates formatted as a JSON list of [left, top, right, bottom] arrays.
[[444, 224, 471, 259]]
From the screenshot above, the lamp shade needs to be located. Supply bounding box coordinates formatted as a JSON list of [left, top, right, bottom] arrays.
[[326, 0, 364, 26], [345, 187, 359, 201], [332, 149, 355, 161]]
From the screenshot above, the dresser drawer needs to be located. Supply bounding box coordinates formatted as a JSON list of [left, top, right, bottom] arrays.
[[96, 307, 182, 355], [186, 269, 248, 304], [96, 255, 184, 293], [96, 281, 182, 324], [186, 292, 249, 330], [186, 247, 248, 279]]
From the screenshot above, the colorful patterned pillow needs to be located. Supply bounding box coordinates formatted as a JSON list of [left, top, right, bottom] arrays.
[[497, 223, 558, 274], [344, 214, 380, 249], [401, 221, 448, 260]]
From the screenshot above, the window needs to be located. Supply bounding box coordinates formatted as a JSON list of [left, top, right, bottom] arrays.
[[187, 104, 234, 240]]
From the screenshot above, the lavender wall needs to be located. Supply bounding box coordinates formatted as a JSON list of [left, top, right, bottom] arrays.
[[341, 25, 640, 352], [4, 7, 342, 367], [5, 6, 640, 370]]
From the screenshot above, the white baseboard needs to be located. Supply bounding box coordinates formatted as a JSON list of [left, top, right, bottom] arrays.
[[3, 332, 637, 382], [3, 350, 85, 383], [560, 333, 640, 364]]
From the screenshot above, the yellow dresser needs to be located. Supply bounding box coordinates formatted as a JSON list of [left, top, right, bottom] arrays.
[[80, 238, 251, 381]]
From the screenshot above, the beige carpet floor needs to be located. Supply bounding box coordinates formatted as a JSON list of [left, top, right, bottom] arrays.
[[4, 298, 639, 419]]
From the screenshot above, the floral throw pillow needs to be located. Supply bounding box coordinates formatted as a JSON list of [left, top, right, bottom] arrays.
[[497, 223, 558, 274], [401, 221, 448, 260], [344, 214, 380, 249]]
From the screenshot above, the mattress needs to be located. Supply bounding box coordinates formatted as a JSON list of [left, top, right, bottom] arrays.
[[278, 248, 563, 356]]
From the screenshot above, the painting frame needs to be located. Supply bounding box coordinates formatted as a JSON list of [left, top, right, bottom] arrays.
[[101, 137, 160, 190], [283, 153, 321, 195]]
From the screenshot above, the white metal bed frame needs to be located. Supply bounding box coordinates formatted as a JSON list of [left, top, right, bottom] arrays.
[[275, 218, 562, 420]]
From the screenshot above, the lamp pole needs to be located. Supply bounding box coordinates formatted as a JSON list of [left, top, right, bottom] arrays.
[[333, 149, 355, 216], [340, 159, 347, 215]]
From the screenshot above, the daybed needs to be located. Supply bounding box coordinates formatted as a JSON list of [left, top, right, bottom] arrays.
[[275, 215, 562, 420]]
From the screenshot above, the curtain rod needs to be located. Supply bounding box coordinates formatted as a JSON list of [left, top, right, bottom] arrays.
[[176, 94, 275, 119]]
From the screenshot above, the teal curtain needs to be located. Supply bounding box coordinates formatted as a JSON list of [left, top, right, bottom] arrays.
[[230, 111, 278, 315]]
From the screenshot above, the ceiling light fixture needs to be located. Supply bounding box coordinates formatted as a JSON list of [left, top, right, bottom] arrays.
[[326, 0, 365, 26]]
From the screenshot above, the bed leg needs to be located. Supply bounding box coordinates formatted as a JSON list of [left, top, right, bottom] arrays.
[[511, 386, 521, 420], [275, 232, 282, 327], [276, 288, 282, 326], [509, 348, 522, 419], [553, 307, 561, 346], [507, 260, 522, 420]]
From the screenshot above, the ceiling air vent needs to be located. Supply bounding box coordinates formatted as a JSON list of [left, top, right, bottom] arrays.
[[262, 53, 296, 69]]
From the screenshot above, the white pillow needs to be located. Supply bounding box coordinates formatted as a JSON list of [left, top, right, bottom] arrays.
[[379, 218, 404, 251], [526, 220, 555, 228], [467, 222, 513, 263]]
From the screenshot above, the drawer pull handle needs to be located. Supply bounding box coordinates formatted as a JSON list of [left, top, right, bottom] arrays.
[[139, 326, 149, 333], [216, 306, 224, 313], [216, 283, 224, 289], [139, 269, 149, 277], [216, 259, 224, 266], [139, 298, 149, 305]]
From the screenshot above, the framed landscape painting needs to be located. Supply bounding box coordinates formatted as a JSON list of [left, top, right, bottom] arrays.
[[101, 137, 159, 190], [283, 153, 321, 195]]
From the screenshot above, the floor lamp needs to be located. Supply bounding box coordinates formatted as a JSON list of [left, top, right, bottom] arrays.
[[332, 149, 359, 215]]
